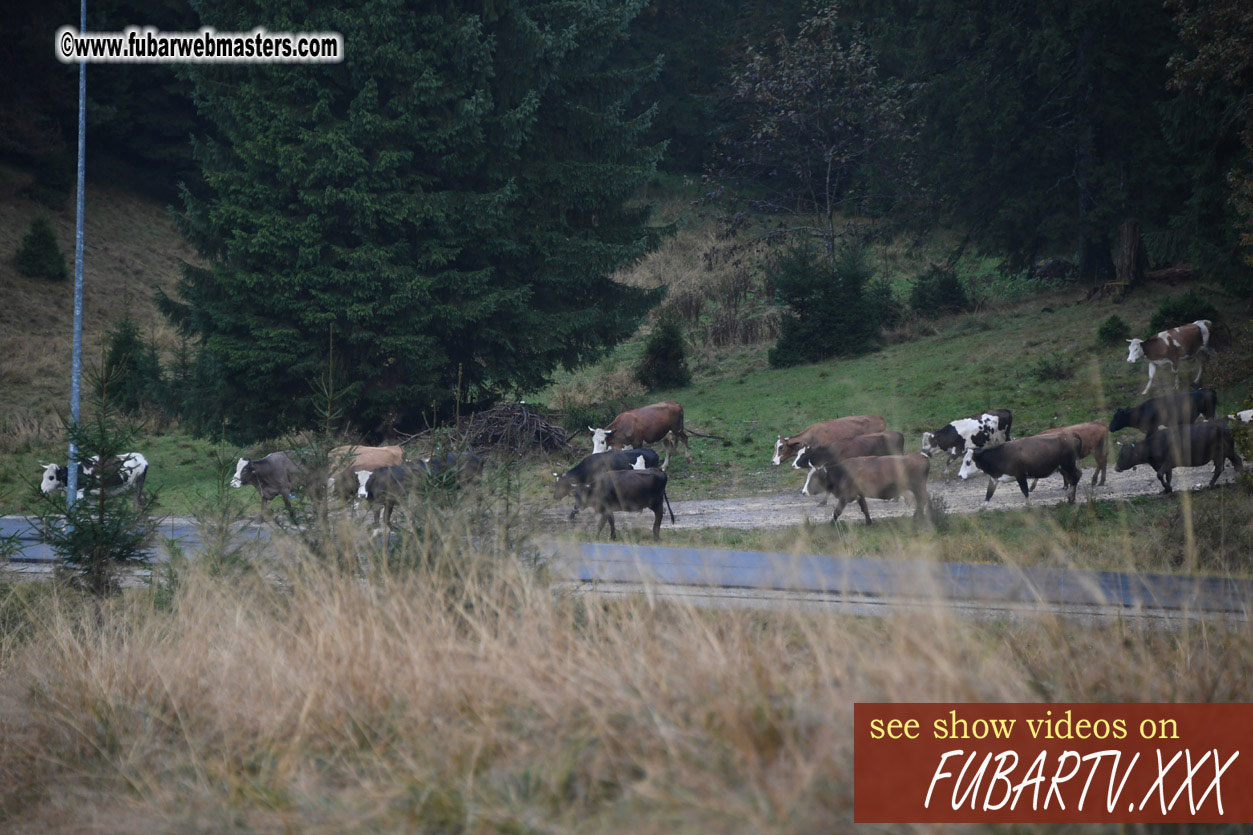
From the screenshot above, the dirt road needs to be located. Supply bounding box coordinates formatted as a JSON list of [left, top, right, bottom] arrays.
[[544, 462, 1242, 533]]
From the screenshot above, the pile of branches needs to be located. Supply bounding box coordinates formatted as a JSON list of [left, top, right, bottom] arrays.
[[402, 403, 572, 454]]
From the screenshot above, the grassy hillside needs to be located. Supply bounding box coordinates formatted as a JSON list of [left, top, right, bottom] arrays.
[[534, 283, 1253, 500], [0, 162, 196, 446]]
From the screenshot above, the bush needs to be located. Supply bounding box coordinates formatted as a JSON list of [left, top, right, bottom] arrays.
[[636, 309, 692, 390], [1096, 314, 1131, 345], [1029, 352, 1075, 381], [14, 217, 67, 281], [909, 265, 970, 316], [768, 243, 883, 368], [1147, 289, 1221, 335], [864, 276, 903, 330]]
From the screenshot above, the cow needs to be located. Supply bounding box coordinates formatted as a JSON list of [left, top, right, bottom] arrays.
[[772, 415, 887, 466], [1114, 422, 1242, 493], [1126, 319, 1216, 394], [40, 453, 149, 510], [232, 451, 303, 513], [1108, 388, 1218, 436], [585, 468, 675, 541], [792, 431, 906, 470], [1227, 409, 1253, 424], [590, 401, 689, 467], [800, 453, 931, 525], [362, 465, 428, 528], [328, 444, 404, 501], [958, 434, 1082, 506], [920, 409, 1013, 477], [553, 449, 662, 520], [1029, 421, 1110, 489], [355, 452, 485, 500]]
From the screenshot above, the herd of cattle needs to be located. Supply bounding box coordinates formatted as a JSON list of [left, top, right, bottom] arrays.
[[34, 319, 1251, 541]]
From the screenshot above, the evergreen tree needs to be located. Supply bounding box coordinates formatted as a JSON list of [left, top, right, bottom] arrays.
[[163, 0, 663, 442], [14, 216, 67, 281], [768, 243, 881, 367]]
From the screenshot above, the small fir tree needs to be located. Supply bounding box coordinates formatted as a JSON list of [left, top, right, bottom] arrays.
[[637, 310, 692, 390], [14, 217, 67, 281]]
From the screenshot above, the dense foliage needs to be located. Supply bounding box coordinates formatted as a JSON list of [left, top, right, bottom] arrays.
[[1147, 290, 1222, 335], [162, 0, 664, 442]]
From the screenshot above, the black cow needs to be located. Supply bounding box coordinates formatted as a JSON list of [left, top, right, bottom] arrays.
[[1114, 423, 1242, 493], [962, 434, 1082, 505], [554, 449, 662, 520], [421, 451, 485, 480], [363, 465, 430, 528], [1108, 388, 1218, 435], [232, 451, 303, 513], [587, 469, 675, 541]]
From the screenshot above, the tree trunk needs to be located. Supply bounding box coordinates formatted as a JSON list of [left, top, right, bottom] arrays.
[[1115, 218, 1147, 287]]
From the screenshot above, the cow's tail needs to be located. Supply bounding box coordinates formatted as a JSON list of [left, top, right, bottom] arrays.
[[664, 487, 675, 524]]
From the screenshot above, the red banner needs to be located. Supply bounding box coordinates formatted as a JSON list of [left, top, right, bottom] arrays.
[[855, 703, 1253, 823]]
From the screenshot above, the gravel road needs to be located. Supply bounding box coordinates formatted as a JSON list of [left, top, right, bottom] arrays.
[[543, 460, 1242, 533]]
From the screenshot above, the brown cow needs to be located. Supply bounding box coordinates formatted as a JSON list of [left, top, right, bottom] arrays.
[[1126, 319, 1215, 394], [1030, 421, 1110, 489], [791, 431, 906, 469], [590, 401, 689, 467], [801, 453, 930, 525], [772, 415, 887, 466]]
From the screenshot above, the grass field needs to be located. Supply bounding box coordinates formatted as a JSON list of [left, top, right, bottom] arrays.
[[3, 508, 1253, 831]]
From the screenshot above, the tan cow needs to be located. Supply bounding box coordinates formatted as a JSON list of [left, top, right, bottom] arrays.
[[772, 415, 887, 465], [801, 453, 931, 525], [1126, 319, 1215, 394], [590, 401, 689, 467], [1030, 421, 1110, 489]]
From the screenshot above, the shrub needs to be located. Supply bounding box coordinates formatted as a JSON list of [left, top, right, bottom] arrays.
[[768, 243, 883, 367], [909, 265, 970, 316], [636, 309, 692, 390], [864, 276, 903, 330], [1029, 352, 1075, 381], [1096, 314, 1131, 345], [14, 217, 67, 281], [1147, 289, 1221, 335]]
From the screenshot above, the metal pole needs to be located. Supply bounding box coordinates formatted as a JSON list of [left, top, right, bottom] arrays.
[[66, 0, 86, 510]]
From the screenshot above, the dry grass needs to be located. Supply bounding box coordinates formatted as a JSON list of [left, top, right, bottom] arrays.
[[2, 511, 1252, 832], [0, 163, 196, 450]]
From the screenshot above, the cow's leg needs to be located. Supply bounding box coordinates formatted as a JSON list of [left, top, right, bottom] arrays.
[[652, 503, 663, 540], [830, 498, 847, 523], [1016, 476, 1031, 502], [1158, 467, 1173, 493], [1142, 362, 1157, 395], [678, 429, 692, 462], [984, 478, 998, 503], [1028, 477, 1039, 492], [856, 495, 872, 525], [1167, 360, 1180, 391]]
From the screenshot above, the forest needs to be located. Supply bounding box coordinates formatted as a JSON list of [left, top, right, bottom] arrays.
[[3, 0, 1251, 442]]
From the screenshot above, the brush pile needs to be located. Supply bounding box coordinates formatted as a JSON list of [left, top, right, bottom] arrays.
[[404, 403, 572, 453]]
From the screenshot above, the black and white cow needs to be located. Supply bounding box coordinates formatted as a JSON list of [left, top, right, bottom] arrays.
[[41, 453, 149, 510], [920, 409, 1012, 476]]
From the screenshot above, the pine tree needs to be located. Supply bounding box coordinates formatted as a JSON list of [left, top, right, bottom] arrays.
[[162, 0, 663, 442], [14, 217, 67, 281]]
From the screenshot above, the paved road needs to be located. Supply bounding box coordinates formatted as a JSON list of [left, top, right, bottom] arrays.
[[1, 515, 255, 563]]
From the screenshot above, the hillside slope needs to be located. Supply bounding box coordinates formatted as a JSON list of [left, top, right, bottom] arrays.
[[0, 163, 195, 447]]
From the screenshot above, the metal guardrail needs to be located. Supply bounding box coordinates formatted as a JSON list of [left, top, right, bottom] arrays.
[[548, 541, 1253, 619]]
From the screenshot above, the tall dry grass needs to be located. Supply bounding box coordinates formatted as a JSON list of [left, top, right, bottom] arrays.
[[2, 509, 1252, 832]]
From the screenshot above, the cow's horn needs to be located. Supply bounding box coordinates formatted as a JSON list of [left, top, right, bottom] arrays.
[[588, 426, 596, 432], [552, 472, 559, 478]]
